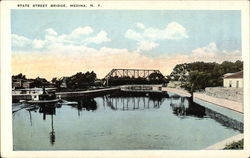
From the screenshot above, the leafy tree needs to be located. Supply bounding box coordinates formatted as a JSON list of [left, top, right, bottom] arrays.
[[148, 72, 167, 84], [12, 73, 26, 80], [32, 77, 49, 88], [51, 77, 57, 84], [183, 71, 211, 94], [65, 71, 97, 89], [170, 63, 190, 81], [51, 77, 64, 89], [168, 60, 243, 93]]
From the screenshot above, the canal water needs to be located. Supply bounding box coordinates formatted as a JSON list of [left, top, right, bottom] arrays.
[[12, 90, 242, 150]]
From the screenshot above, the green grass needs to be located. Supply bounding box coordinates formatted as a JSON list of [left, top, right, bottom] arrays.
[[224, 139, 243, 150]]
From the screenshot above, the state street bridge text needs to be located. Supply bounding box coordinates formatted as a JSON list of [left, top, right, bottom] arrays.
[[17, 4, 102, 8]]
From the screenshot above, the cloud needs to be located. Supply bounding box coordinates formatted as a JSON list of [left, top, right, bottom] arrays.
[[45, 28, 58, 36], [125, 22, 188, 41], [165, 22, 189, 39], [137, 41, 159, 51], [12, 42, 241, 80], [143, 28, 162, 40], [191, 42, 241, 62], [191, 42, 218, 59], [125, 21, 188, 52], [33, 39, 45, 49], [84, 31, 111, 44], [125, 29, 143, 41], [12, 34, 32, 48], [45, 28, 59, 42], [68, 26, 93, 40], [136, 22, 145, 30], [12, 26, 111, 51], [11, 23, 240, 80]]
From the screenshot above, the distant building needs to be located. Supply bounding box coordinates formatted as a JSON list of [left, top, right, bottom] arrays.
[[12, 88, 56, 95], [12, 80, 22, 89], [223, 71, 243, 88], [22, 81, 35, 88]]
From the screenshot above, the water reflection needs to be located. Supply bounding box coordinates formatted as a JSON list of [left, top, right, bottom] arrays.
[[168, 93, 243, 132], [50, 115, 55, 145], [169, 94, 206, 118], [64, 97, 98, 117], [39, 104, 56, 120], [77, 98, 97, 111], [102, 91, 168, 111], [25, 105, 39, 126], [38, 104, 56, 145], [205, 108, 243, 132], [12, 90, 243, 149]]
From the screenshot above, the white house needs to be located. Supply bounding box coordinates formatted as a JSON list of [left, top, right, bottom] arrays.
[[223, 71, 243, 88]]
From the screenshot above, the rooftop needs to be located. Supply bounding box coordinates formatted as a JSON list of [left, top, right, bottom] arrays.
[[224, 71, 243, 79]]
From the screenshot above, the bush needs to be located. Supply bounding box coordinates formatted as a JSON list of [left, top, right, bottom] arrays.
[[224, 139, 243, 149]]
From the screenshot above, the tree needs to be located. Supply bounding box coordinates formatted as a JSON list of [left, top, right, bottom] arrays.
[[168, 60, 243, 93], [51, 77, 63, 89], [33, 77, 49, 88], [51, 78, 57, 84], [12, 73, 26, 80], [183, 71, 211, 94], [170, 63, 190, 81], [148, 72, 166, 84], [65, 71, 97, 89]]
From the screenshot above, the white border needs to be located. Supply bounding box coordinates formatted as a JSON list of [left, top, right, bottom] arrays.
[[1, 1, 249, 158]]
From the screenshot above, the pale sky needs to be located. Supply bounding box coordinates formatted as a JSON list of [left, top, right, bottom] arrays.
[[11, 10, 242, 80]]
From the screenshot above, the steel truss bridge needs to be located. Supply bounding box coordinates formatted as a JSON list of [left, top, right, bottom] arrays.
[[103, 68, 163, 86]]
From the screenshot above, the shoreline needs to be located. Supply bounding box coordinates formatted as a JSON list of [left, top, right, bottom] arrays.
[[162, 87, 243, 114], [162, 87, 191, 97], [165, 87, 244, 150], [193, 93, 243, 113], [205, 134, 243, 150]]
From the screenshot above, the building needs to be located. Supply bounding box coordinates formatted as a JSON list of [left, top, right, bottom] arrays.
[[12, 80, 22, 89], [223, 71, 243, 88], [12, 88, 56, 95], [22, 81, 35, 88]]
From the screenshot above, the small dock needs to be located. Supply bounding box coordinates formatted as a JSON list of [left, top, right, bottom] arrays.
[[120, 85, 163, 93]]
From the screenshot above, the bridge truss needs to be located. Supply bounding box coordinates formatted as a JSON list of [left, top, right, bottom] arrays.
[[103, 69, 162, 85]]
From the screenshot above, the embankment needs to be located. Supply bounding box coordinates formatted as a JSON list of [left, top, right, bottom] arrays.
[[162, 87, 191, 97]]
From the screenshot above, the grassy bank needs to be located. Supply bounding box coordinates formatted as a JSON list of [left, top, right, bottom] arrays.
[[224, 139, 243, 149]]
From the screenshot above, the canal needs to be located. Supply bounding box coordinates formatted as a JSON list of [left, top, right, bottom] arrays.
[[12, 90, 242, 150]]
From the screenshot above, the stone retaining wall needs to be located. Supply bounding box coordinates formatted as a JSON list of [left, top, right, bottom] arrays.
[[204, 87, 243, 103]]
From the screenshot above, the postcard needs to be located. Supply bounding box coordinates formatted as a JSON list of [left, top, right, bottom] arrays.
[[1, 0, 249, 158]]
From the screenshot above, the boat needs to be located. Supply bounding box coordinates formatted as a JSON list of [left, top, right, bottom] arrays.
[[26, 87, 60, 104]]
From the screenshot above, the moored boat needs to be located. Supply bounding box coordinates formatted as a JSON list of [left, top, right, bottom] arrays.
[[26, 87, 59, 104]]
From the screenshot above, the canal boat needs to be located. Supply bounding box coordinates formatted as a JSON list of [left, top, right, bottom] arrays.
[[26, 87, 59, 104]]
